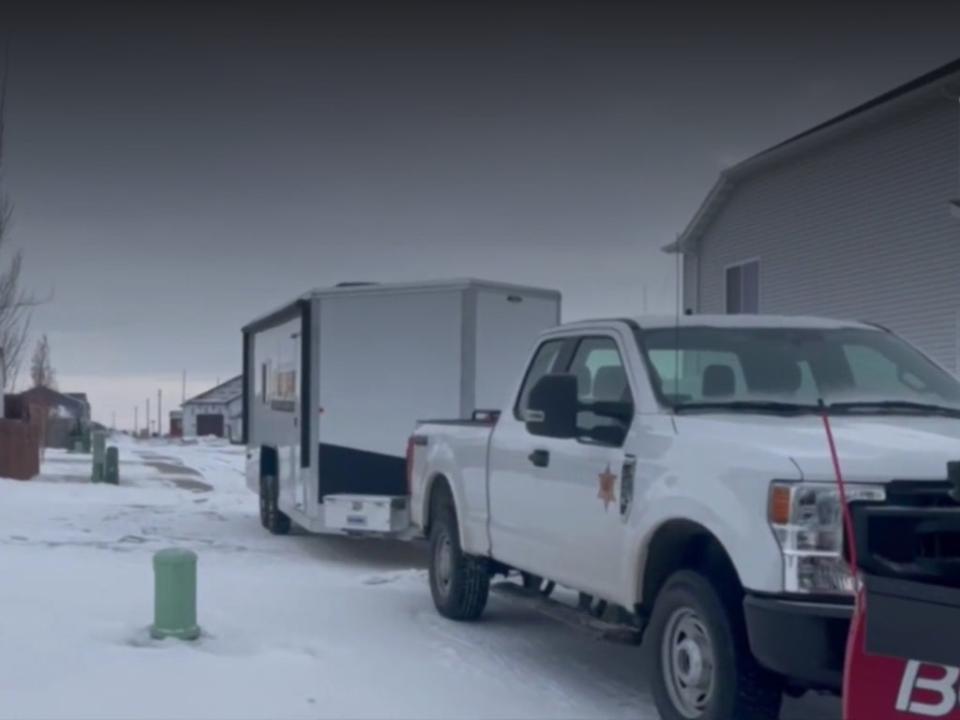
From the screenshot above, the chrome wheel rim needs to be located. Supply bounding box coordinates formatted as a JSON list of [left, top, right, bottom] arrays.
[[435, 532, 454, 597], [661, 607, 715, 718]]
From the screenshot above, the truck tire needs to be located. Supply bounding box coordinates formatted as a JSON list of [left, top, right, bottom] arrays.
[[646, 570, 782, 720], [429, 491, 489, 621], [260, 474, 291, 536]]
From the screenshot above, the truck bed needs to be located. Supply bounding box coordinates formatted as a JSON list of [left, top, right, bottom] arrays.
[[409, 418, 498, 554]]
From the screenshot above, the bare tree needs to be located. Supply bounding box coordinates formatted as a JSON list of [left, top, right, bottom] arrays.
[[0, 51, 37, 391], [30, 334, 55, 389]]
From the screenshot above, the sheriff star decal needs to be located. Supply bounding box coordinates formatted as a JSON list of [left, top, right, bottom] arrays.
[[597, 463, 617, 511]]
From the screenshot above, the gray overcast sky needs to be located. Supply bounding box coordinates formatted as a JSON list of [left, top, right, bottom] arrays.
[[3, 0, 960, 428]]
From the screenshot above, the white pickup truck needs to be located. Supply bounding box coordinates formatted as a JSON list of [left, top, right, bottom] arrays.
[[408, 314, 960, 720]]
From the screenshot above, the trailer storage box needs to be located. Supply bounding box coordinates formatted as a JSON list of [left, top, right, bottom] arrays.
[[242, 278, 561, 535], [323, 494, 410, 534]]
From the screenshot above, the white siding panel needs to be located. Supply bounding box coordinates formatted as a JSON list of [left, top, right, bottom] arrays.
[[695, 97, 960, 369], [682, 253, 699, 313]]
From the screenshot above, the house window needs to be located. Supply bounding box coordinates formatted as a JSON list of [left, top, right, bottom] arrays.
[[725, 260, 759, 314]]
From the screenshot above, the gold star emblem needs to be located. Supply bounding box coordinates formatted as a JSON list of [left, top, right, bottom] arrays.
[[597, 463, 617, 511]]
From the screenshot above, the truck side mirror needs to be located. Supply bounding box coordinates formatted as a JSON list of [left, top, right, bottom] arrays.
[[524, 374, 578, 439]]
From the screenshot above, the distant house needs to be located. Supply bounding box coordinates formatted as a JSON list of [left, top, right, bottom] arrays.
[[5, 386, 92, 449], [169, 409, 183, 438], [64, 393, 92, 422], [667, 57, 960, 371], [182, 376, 243, 442]]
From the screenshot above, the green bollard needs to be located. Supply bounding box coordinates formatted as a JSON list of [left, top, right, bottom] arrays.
[[104, 446, 119, 485], [150, 548, 201, 641], [91, 431, 107, 483]]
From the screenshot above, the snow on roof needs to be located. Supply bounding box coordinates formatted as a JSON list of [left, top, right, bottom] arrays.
[[183, 375, 243, 406], [304, 277, 561, 299], [634, 314, 873, 330]]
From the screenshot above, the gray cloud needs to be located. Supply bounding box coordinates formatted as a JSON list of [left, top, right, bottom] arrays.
[[2, 0, 959, 426]]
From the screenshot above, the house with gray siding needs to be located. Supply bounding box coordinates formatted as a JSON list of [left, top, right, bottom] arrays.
[[668, 58, 960, 371], [182, 375, 243, 442]]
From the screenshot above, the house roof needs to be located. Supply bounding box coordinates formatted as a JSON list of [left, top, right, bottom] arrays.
[[665, 56, 960, 254], [183, 375, 243, 406], [65, 393, 89, 405], [15, 386, 88, 413]]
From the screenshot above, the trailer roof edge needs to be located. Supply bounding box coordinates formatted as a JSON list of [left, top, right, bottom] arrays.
[[242, 278, 561, 333]]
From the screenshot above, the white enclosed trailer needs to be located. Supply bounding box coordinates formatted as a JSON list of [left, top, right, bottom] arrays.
[[243, 278, 561, 536]]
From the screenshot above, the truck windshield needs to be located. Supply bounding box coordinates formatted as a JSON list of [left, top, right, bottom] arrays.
[[641, 326, 960, 415]]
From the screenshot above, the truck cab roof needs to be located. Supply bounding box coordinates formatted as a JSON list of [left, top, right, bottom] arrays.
[[553, 314, 877, 333]]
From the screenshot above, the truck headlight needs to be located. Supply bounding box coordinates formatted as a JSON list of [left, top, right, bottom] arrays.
[[768, 481, 885, 595]]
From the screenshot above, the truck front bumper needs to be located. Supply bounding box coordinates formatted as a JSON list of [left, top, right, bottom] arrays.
[[743, 594, 853, 691]]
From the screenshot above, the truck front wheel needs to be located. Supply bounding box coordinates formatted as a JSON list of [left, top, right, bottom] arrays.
[[429, 492, 489, 621], [646, 570, 782, 720]]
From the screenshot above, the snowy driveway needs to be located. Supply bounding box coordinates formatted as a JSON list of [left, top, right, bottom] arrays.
[[0, 438, 836, 719]]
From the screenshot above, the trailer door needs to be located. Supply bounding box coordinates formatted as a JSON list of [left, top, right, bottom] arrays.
[[248, 306, 308, 514], [289, 327, 306, 509]]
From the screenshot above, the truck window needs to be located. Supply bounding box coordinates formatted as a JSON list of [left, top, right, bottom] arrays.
[[568, 337, 632, 445], [642, 326, 960, 410], [648, 348, 746, 403], [843, 344, 906, 387], [514, 339, 565, 419]]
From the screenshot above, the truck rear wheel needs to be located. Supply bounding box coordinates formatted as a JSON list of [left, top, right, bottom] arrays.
[[429, 491, 489, 621], [646, 570, 782, 720], [260, 474, 291, 536]]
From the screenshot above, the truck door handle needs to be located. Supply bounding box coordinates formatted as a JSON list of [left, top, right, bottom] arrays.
[[528, 449, 550, 467]]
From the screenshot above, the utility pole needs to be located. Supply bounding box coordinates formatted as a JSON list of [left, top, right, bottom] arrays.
[[182, 369, 186, 404], [134, 406, 138, 435], [158, 388, 162, 436], [146, 397, 151, 437], [112, 411, 116, 431]]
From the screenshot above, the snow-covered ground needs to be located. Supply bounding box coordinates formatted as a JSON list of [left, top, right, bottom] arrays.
[[0, 437, 837, 719]]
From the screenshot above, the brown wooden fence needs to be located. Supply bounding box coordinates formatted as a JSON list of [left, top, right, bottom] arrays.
[[0, 419, 40, 480]]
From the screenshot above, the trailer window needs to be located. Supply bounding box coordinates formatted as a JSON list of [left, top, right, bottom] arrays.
[[514, 339, 565, 420]]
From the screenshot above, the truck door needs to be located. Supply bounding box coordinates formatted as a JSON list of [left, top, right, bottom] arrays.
[[488, 333, 634, 600], [487, 338, 570, 570], [539, 335, 634, 600]]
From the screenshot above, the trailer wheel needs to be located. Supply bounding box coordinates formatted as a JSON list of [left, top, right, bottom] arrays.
[[260, 474, 291, 536], [429, 491, 489, 621], [646, 570, 782, 720], [259, 476, 270, 528]]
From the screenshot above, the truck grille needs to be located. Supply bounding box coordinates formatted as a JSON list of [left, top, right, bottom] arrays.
[[853, 480, 960, 583], [885, 480, 959, 508]]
